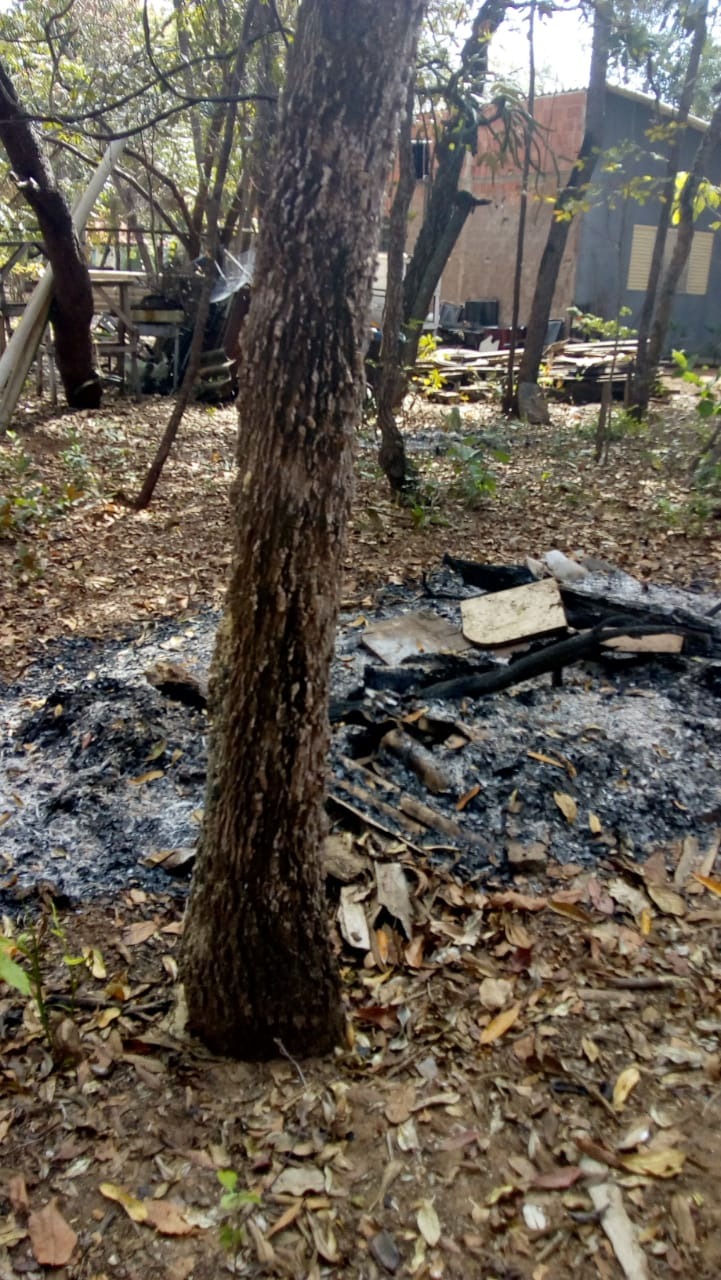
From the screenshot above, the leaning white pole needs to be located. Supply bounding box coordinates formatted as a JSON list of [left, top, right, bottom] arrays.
[[0, 137, 126, 429]]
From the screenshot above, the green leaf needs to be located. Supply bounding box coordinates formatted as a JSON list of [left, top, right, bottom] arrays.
[[0, 945, 32, 996], [217, 1169, 238, 1192], [219, 1223, 245, 1252], [220, 1189, 261, 1212]]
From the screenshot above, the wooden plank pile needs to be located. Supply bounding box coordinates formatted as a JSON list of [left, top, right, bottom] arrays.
[[414, 339, 637, 405]]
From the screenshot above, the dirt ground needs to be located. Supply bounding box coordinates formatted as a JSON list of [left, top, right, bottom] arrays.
[[1, 384, 721, 1279]]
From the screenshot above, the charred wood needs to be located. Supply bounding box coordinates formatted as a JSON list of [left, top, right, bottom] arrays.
[[421, 622, 696, 701]]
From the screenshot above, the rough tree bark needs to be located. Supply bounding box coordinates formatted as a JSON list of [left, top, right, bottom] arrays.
[[629, 0, 708, 418], [514, 2, 611, 416], [376, 61, 419, 493], [0, 59, 101, 408], [401, 0, 507, 370], [181, 0, 425, 1060]]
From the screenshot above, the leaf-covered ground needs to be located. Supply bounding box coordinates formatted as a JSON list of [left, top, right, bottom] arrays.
[[1, 385, 720, 1279], [1, 381, 719, 681]]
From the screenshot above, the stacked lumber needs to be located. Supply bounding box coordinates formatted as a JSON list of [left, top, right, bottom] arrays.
[[414, 339, 637, 405]]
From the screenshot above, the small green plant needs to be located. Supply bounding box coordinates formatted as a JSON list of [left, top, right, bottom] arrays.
[[420, 364, 446, 395], [1, 427, 98, 542], [446, 438, 509, 508], [0, 432, 43, 536], [569, 305, 636, 341], [0, 904, 98, 1054], [673, 350, 721, 507], [0, 918, 53, 1044], [216, 1170, 261, 1266], [59, 427, 94, 500], [417, 332, 438, 359], [406, 480, 449, 528]]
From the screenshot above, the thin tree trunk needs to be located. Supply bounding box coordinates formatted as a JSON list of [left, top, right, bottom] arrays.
[[515, 2, 610, 404], [645, 95, 721, 381], [0, 59, 101, 409], [132, 5, 259, 509], [376, 64, 419, 493], [401, 0, 506, 369], [132, 263, 214, 509], [630, 0, 708, 417], [503, 0, 536, 414], [181, 0, 425, 1060]]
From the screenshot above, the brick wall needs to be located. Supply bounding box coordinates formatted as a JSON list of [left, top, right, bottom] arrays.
[[405, 91, 589, 326]]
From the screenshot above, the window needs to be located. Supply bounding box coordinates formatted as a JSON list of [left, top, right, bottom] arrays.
[[627, 223, 713, 296], [411, 139, 431, 181]]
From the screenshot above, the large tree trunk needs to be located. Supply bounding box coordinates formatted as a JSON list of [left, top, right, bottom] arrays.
[[182, 0, 425, 1060], [0, 60, 101, 409], [629, 1, 708, 418], [515, 3, 610, 409], [400, 0, 506, 370]]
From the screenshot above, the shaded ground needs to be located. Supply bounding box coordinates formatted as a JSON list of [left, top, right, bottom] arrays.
[[1, 385, 721, 1279]]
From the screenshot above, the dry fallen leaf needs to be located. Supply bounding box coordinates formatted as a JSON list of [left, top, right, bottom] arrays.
[[266, 1201, 303, 1239], [405, 934, 425, 968], [416, 1199, 441, 1247], [122, 920, 158, 946], [375, 862, 413, 939], [0, 1215, 28, 1248], [385, 1082, 417, 1126], [608, 878, 650, 922], [28, 1200, 78, 1267], [584, 1168, 651, 1280], [480, 1003, 521, 1045], [396, 1117, 420, 1151], [548, 898, 594, 923], [99, 1182, 196, 1235], [646, 884, 686, 917], [613, 1066, 641, 1110], [307, 1213, 341, 1264], [338, 886, 371, 952], [526, 749, 561, 771], [244, 1219, 274, 1264], [144, 1201, 196, 1236], [9, 1173, 29, 1213], [478, 977, 514, 1011], [129, 768, 164, 786], [692, 872, 721, 897], [620, 1148, 686, 1178], [522, 1202, 548, 1231], [582, 1036, 600, 1063], [554, 791, 578, 823], [272, 1166, 325, 1197], [99, 1182, 148, 1223]]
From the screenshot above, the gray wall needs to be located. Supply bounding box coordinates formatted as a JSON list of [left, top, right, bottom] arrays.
[[574, 89, 721, 359]]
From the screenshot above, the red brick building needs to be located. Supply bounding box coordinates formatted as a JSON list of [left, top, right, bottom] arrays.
[[403, 86, 721, 356]]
